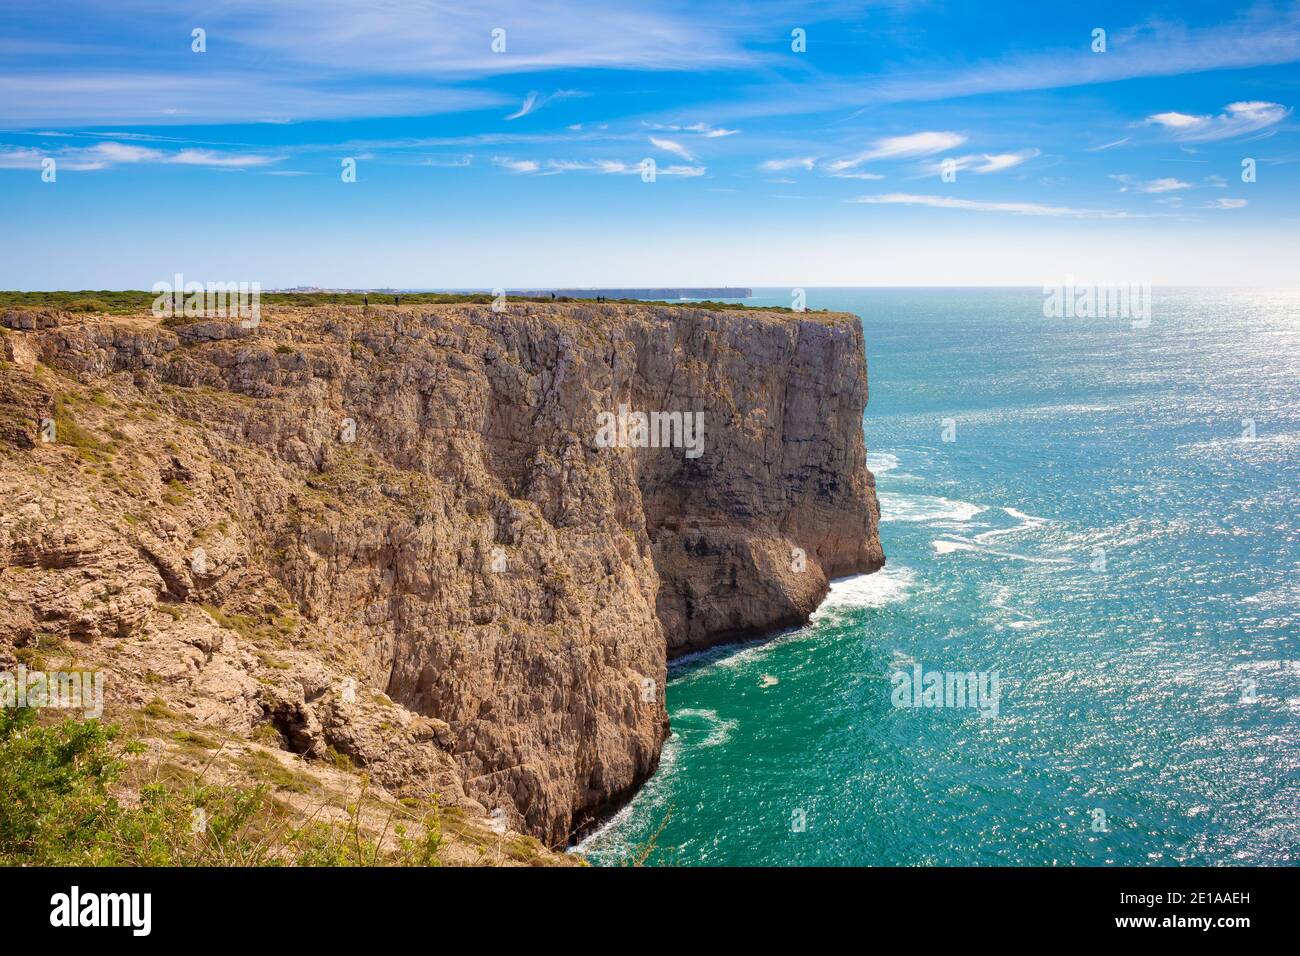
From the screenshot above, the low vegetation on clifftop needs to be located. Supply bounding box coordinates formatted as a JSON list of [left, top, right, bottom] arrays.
[[0, 290, 814, 315]]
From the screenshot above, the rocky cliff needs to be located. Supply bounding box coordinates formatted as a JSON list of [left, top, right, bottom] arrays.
[[0, 302, 882, 847]]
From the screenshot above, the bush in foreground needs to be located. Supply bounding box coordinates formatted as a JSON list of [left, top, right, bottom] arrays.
[[0, 708, 442, 866]]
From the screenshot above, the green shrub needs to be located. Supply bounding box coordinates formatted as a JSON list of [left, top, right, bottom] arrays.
[[65, 298, 111, 313], [142, 697, 175, 719], [51, 396, 111, 460], [0, 709, 444, 866]]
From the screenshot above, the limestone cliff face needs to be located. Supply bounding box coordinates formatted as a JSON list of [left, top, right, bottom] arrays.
[[0, 303, 881, 845], [623, 311, 884, 656]]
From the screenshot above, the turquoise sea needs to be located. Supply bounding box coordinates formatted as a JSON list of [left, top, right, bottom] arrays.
[[581, 287, 1300, 866]]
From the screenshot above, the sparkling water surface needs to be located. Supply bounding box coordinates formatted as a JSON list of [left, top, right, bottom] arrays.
[[580, 288, 1300, 866]]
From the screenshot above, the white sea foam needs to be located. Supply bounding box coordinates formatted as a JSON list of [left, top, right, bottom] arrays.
[[812, 564, 915, 621], [673, 708, 736, 747], [974, 507, 1049, 541], [934, 541, 1072, 564], [879, 492, 985, 524], [867, 451, 900, 474], [933, 538, 976, 555], [933, 508, 1073, 564], [571, 734, 682, 857], [682, 564, 918, 674]]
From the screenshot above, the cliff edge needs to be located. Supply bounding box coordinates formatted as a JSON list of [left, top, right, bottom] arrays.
[[0, 302, 882, 847]]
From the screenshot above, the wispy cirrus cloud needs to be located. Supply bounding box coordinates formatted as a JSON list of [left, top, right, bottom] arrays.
[[827, 131, 966, 172], [505, 92, 540, 121], [168, 148, 284, 167], [493, 156, 705, 177], [417, 155, 474, 167], [493, 157, 541, 174], [0, 1, 741, 126], [1141, 177, 1193, 193], [0, 140, 284, 171], [1087, 137, 1132, 151], [851, 192, 1136, 218], [1143, 101, 1290, 141], [214, 1, 753, 76], [703, 8, 1300, 123], [0, 145, 105, 171], [0, 70, 508, 127], [923, 148, 1040, 176], [645, 122, 740, 138], [758, 156, 817, 172], [650, 136, 694, 161], [1110, 174, 1195, 193], [1205, 197, 1248, 209], [505, 89, 585, 121]]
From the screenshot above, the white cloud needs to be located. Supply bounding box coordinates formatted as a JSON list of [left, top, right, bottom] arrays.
[[418, 155, 473, 167], [0, 140, 283, 171], [1146, 111, 1204, 129], [826, 131, 966, 172], [1205, 197, 1248, 209], [0, 145, 98, 170], [713, 12, 1300, 122], [170, 149, 281, 167], [661, 164, 706, 177], [970, 149, 1040, 173], [1087, 137, 1131, 151], [1141, 177, 1194, 193], [505, 89, 584, 121], [89, 142, 159, 163], [647, 122, 739, 137], [593, 160, 705, 177], [493, 157, 540, 173], [505, 92, 539, 121], [650, 136, 694, 161], [0, 70, 505, 127], [1144, 101, 1289, 141], [1110, 174, 1194, 194], [759, 156, 817, 172], [491, 156, 705, 177], [924, 148, 1039, 176], [851, 192, 1134, 218]]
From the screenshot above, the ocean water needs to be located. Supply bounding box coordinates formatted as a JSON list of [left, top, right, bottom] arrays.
[[580, 287, 1300, 866]]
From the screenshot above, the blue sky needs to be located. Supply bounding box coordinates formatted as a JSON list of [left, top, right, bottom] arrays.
[[2, 0, 1298, 288]]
